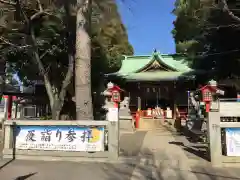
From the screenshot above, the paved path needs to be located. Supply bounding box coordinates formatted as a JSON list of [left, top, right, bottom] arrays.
[[131, 127, 240, 180], [1, 127, 240, 179]]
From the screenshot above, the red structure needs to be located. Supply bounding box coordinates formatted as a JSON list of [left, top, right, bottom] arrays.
[[135, 111, 140, 129], [108, 85, 123, 108], [199, 84, 218, 112], [7, 96, 13, 119], [3, 95, 17, 120]]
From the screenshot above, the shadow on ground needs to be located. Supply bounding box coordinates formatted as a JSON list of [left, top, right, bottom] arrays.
[[0, 129, 240, 179], [161, 122, 210, 162], [103, 147, 240, 180], [119, 131, 147, 157], [103, 148, 161, 180], [15, 172, 37, 180], [169, 141, 210, 161], [191, 166, 240, 180], [0, 158, 15, 170]]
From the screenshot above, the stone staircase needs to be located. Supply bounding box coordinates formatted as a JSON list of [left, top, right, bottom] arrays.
[[138, 118, 163, 131]]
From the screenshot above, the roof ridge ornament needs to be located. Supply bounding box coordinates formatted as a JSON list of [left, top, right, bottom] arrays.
[[153, 49, 161, 57]]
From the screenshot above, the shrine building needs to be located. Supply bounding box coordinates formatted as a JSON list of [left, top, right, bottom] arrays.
[[105, 51, 196, 119]]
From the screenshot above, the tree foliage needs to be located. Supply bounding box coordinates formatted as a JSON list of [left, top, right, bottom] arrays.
[[91, 0, 134, 73], [91, 0, 133, 89], [173, 0, 240, 85], [2, 9, 70, 85], [172, 0, 212, 61], [0, 0, 133, 119], [0, 0, 74, 120]]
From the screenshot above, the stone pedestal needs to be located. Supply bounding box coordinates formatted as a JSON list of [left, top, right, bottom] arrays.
[[119, 97, 131, 117]]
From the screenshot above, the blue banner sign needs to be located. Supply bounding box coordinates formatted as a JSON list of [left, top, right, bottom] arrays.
[[14, 125, 105, 152]]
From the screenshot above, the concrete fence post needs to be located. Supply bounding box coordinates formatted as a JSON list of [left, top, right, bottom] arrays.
[[207, 111, 222, 166], [3, 124, 13, 149], [108, 121, 119, 160], [106, 105, 120, 160]]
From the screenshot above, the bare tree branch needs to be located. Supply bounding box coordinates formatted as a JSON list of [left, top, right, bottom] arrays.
[[221, 0, 240, 22], [30, 11, 44, 20], [39, 50, 49, 60], [58, 1, 74, 102], [30, 28, 46, 75], [36, 0, 43, 12], [59, 55, 73, 101], [0, 0, 52, 21], [0, 0, 16, 6], [29, 0, 52, 21], [30, 26, 55, 106], [39, 45, 59, 60], [30, 3, 52, 21], [0, 37, 30, 48]]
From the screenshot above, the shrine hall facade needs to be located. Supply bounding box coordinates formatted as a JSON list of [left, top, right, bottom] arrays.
[[105, 51, 196, 118]]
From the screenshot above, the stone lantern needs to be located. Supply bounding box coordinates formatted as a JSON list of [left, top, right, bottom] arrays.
[[102, 82, 116, 111]]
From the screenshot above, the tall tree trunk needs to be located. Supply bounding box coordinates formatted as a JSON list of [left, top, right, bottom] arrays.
[[51, 97, 65, 120], [51, 100, 61, 120], [75, 0, 93, 120]]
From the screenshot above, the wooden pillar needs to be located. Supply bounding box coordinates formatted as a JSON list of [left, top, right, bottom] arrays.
[[172, 81, 176, 119], [137, 97, 141, 110], [137, 82, 141, 110], [7, 95, 13, 120], [14, 103, 18, 119]]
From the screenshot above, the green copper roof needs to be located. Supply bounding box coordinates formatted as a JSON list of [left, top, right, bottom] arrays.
[[117, 55, 153, 76], [105, 51, 194, 81], [116, 52, 191, 76], [124, 71, 195, 82], [161, 54, 191, 72]]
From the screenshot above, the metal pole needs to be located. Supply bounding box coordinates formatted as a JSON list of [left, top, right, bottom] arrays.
[[187, 90, 190, 116]]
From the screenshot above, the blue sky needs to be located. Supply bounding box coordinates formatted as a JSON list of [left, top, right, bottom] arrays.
[[116, 0, 176, 55]]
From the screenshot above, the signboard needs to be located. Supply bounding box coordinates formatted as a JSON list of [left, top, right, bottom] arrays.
[[210, 101, 219, 111], [15, 126, 105, 152], [220, 102, 240, 116], [107, 107, 118, 122], [181, 119, 186, 126], [226, 128, 240, 156]]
